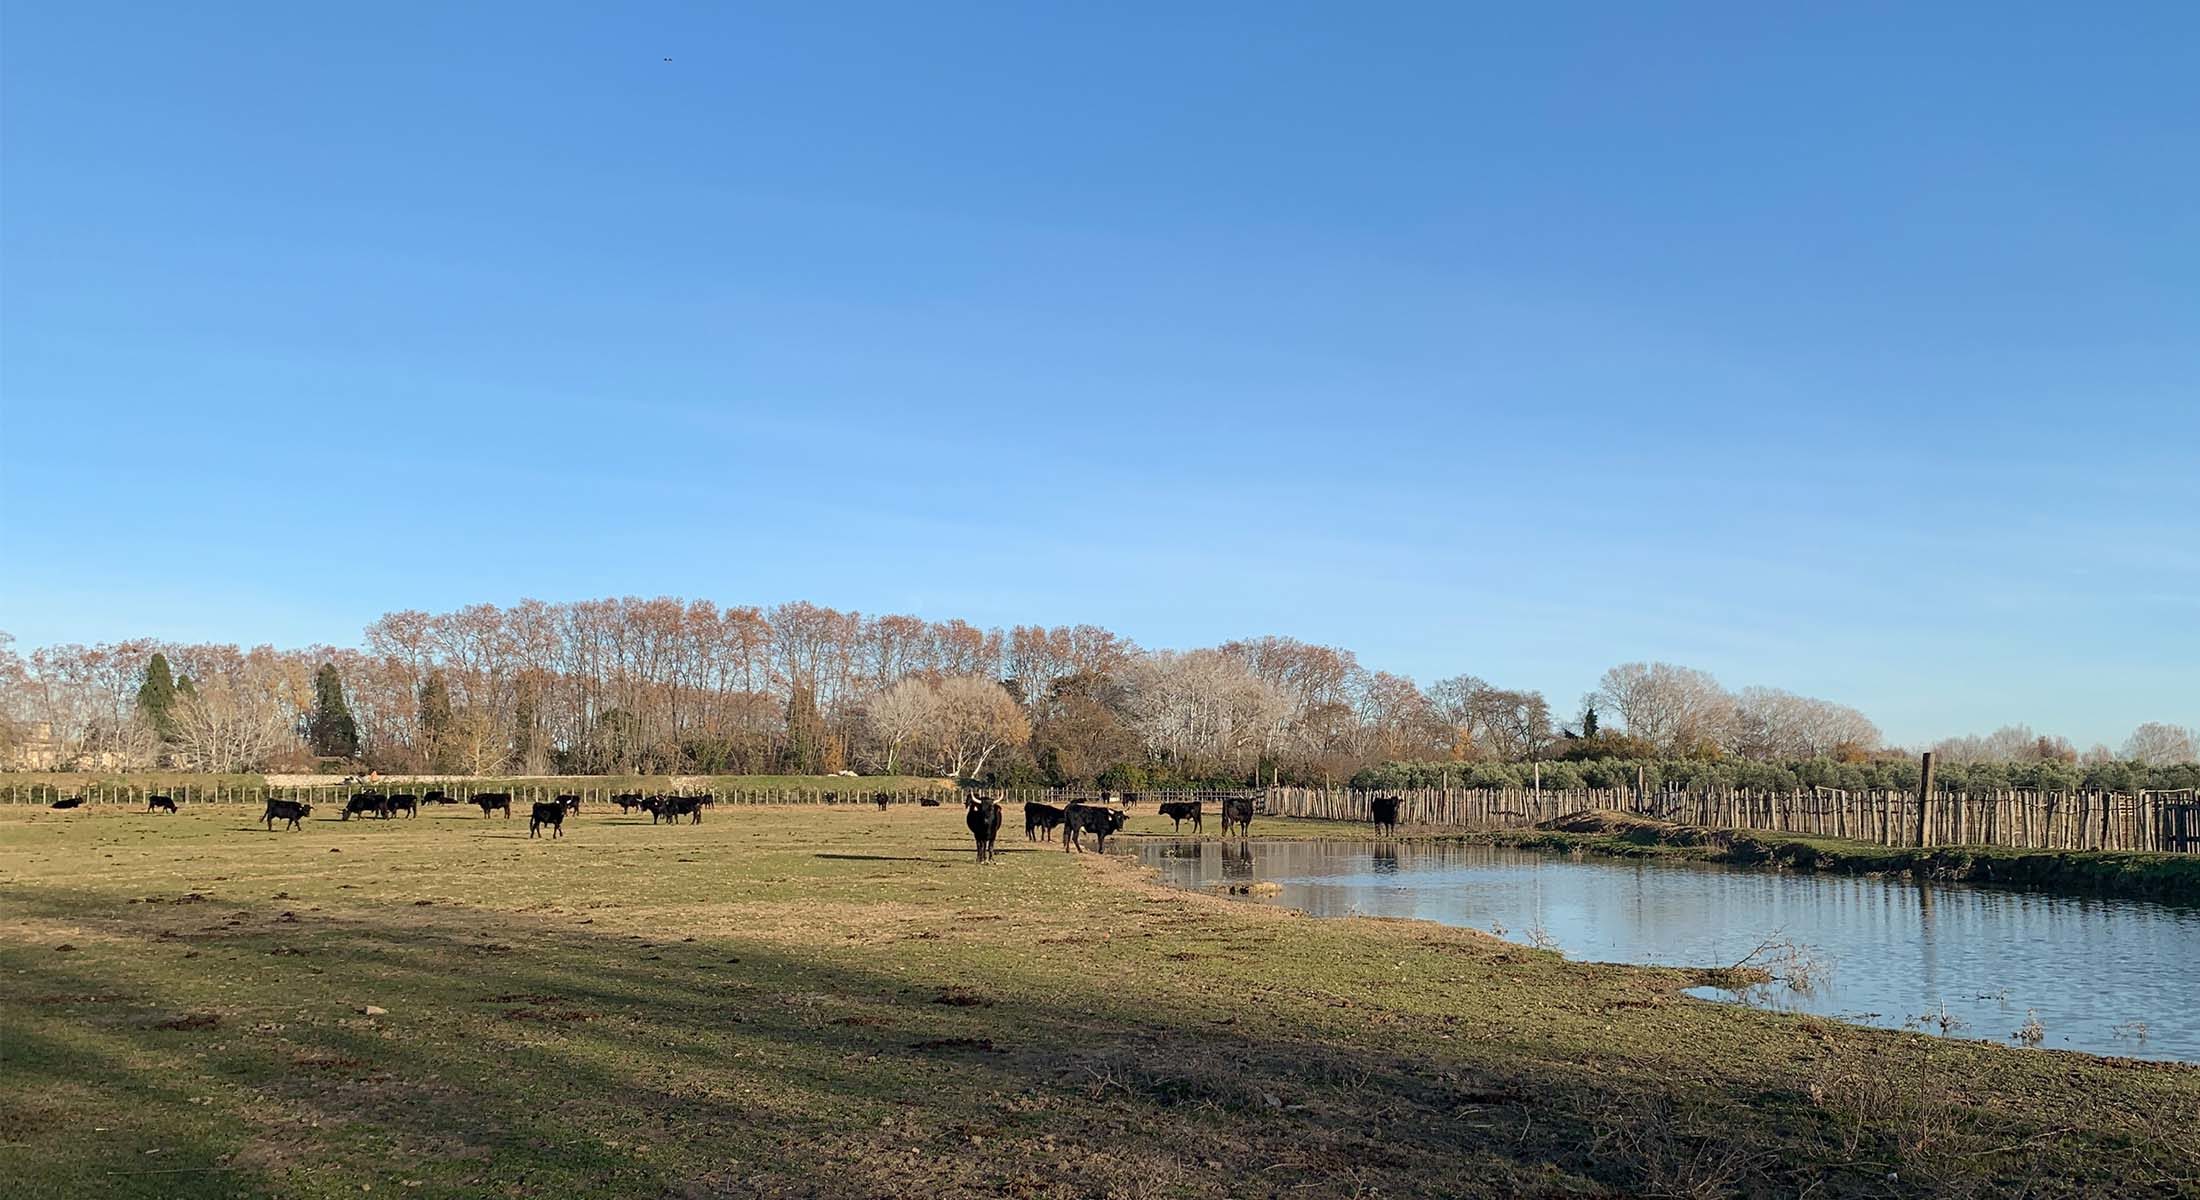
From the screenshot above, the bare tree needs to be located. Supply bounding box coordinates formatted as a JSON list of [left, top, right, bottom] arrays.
[[863, 677, 936, 774], [1595, 662, 1734, 755], [1124, 650, 1290, 775], [923, 676, 1028, 780], [1729, 687, 1881, 760], [170, 670, 294, 772], [2123, 722, 2199, 766]]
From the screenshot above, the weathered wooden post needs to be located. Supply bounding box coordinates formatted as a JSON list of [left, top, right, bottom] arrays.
[[1914, 752, 1935, 848]]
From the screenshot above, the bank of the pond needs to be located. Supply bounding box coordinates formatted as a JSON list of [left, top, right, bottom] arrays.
[[1480, 810, 2200, 903]]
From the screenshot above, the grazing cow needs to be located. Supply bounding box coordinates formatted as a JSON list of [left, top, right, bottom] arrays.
[[1158, 800, 1202, 833], [342, 793, 389, 821], [613, 792, 645, 813], [1368, 794, 1400, 837], [1023, 801, 1066, 841], [965, 795, 1003, 863], [919, 795, 942, 807], [1062, 804, 1127, 853], [262, 799, 311, 830], [529, 801, 566, 839], [1119, 791, 1141, 810], [473, 792, 513, 818], [385, 794, 420, 818], [146, 795, 178, 814], [874, 792, 890, 811], [422, 790, 452, 804], [1220, 796, 1255, 838], [649, 796, 704, 825], [556, 793, 581, 813], [50, 796, 85, 810]]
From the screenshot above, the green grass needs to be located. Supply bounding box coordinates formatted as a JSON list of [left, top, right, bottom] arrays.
[[1, 803, 2194, 1199]]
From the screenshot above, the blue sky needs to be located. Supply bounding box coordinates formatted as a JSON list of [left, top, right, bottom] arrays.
[[2, 3, 2193, 747]]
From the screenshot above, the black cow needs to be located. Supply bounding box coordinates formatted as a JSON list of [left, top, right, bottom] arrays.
[[262, 799, 312, 830], [650, 796, 705, 825], [1368, 794, 1400, 837], [146, 795, 178, 814], [918, 795, 942, 808], [423, 790, 453, 804], [1119, 791, 1141, 810], [1062, 804, 1127, 853], [529, 802, 566, 839], [342, 793, 389, 821], [1024, 801, 1066, 841], [1158, 800, 1202, 833], [50, 796, 84, 810], [873, 792, 890, 811], [386, 794, 419, 818], [613, 792, 646, 813], [1220, 796, 1255, 837], [555, 793, 581, 813], [473, 792, 513, 818], [965, 795, 1003, 863]]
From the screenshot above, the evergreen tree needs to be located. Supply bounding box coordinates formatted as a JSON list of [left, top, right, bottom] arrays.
[[419, 671, 456, 772], [512, 681, 542, 773], [308, 662, 361, 757], [1582, 700, 1601, 739], [783, 685, 825, 775], [136, 653, 179, 739]]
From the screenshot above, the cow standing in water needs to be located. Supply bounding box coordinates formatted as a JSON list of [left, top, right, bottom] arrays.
[[965, 795, 1003, 864]]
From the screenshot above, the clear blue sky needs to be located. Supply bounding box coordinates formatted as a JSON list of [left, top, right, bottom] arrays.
[[2, 3, 2193, 748]]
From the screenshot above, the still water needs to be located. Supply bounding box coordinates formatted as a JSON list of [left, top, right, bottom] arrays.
[[1131, 839, 2199, 1062]]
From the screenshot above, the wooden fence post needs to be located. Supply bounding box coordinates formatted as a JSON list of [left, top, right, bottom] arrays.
[[1914, 752, 1935, 848]]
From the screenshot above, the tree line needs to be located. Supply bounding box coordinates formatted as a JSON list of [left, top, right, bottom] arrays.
[[0, 599, 2192, 783]]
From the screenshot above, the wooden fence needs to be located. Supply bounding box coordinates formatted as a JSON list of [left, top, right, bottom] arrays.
[[11, 778, 2192, 854], [1261, 786, 2200, 854]]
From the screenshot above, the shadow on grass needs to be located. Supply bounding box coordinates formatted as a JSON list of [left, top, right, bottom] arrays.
[[2, 882, 2184, 1200]]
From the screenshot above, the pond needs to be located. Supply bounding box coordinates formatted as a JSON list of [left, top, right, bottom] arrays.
[[1128, 838, 2200, 1063]]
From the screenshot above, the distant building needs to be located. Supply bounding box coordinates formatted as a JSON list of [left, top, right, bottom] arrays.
[[2, 722, 127, 771]]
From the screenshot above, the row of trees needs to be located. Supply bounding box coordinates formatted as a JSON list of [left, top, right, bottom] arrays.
[[1, 604, 2192, 783]]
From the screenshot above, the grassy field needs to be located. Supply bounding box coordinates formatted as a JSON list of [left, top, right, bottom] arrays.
[[1, 803, 2194, 1199]]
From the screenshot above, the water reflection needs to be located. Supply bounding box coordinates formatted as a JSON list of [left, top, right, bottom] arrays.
[[1219, 841, 1254, 880], [1130, 838, 2200, 1063]]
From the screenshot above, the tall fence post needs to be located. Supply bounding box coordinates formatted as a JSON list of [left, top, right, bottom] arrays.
[[1914, 752, 1935, 848]]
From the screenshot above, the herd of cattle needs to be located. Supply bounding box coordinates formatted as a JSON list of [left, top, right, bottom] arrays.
[[44, 788, 1413, 859]]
